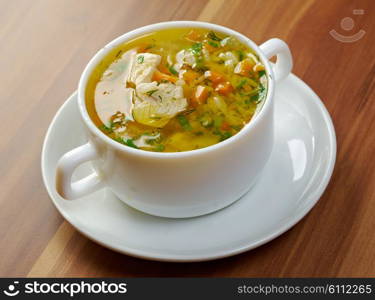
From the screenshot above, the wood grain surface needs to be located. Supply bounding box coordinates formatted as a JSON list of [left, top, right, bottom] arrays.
[[0, 0, 374, 277]]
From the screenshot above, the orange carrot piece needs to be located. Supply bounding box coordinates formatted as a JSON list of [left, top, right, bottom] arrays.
[[234, 58, 256, 76], [215, 81, 233, 95], [205, 70, 225, 84], [183, 70, 200, 83], [185, 30, 202, 42], [192, 85, 209, 106], [152, 70, 178, 83], [203, 42, 217, 53], [158, 64, 171, 74], [221, 122, 231, 131], [253, 62, 265, 72]]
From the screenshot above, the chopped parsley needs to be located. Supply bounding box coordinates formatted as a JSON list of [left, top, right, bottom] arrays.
[[124, 138, 138, 148], [137, 55, 144, 64], [237, 50, 244, 61], [258, 70, 266, 77], [177, 115, 192, 130], [191, 43, 203, 55], [213, 129, 232, 141], [236, 79, 247, 89], [249, 84, 266, 103], [207, 31, 222, 41], [115, 137, 138, 148], [250, 94, 259, 102], [146, 89, 158, 96], [208, 41, 219, 48], [168, 65, 178, 75]]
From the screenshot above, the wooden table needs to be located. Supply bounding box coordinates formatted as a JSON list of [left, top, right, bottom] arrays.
[[1, 0, 374, 277]]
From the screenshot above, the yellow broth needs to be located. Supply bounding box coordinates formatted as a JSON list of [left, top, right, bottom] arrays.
[[86, 28, 267, 152]]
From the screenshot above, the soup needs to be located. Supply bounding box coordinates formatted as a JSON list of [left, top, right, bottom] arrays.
[[86, 28, 267, 152]]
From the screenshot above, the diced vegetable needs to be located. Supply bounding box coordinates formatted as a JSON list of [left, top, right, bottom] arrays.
[[158, 64, 171, 74], [191, 43, 203, 56], [254, 63, 265, 72], [185, 29, 202, 42], [258, 70, 266, 77], [168, 65, 179, 75], [221, 122, 231, 131], [183, 70, 200, 83], [215, 81, 233, 95], [204, 42, 218, 52], [152, 70, 178, 83], [234, 58, 256, 76], [192, 85, 209, 106], [204, 70, 225, 84], [177, 115, 192, 130], [207, 31, 222, 41]]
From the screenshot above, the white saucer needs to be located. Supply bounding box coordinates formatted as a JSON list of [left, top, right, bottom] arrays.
[[41, 74, 336, 262]]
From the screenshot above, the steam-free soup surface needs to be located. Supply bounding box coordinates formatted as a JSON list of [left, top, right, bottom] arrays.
[[86, 28, 267, 152]]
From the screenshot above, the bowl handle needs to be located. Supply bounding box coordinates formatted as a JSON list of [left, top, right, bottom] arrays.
[[55, 143, 104, 200], [259, 38, 293, 82]]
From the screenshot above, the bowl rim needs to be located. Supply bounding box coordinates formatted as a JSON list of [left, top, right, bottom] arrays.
[[77, 20, 275, 159]]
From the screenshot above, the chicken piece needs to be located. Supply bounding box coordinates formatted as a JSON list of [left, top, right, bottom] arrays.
[[129, 53, 161, 85], [95, 49, 137, 125], [218, 51, 238, 69], [132, 81, 187, 127], [174, 49, 196, 71]]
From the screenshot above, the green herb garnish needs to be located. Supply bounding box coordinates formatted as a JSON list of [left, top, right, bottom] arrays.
[[191, 43, 203, 55], [124, 138, 138, 148], [114, 137, 138, 149], [237, 50, 244, 61], [208, 41, 219, 48], [237, 79, 247, 89], [220, 131, 232, 141], [258, 70, 266, 77], [177, 115, 192, 130], [168, 65, 178, 75], [250, 94, 259, 102], [250, 84, 266, 103], [207, 31, 222, 41], [146, 89, 158, 96], [213, 129, 232, 141], [137, 55, 144, 64]]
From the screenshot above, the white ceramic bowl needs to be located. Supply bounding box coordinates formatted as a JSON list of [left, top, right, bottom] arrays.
[[56, 21, 293, 218]]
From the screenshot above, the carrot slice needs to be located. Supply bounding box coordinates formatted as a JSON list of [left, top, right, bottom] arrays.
[[152, 70, 178, 83], [183, 70, 200, 83], [158, 64, 171, 74], [221, 122, 231, 131], [215, 81, 233, 95], [203, 42, 217, 53], [185, 30, 202, 42], [191, 85, 209, 106], [234, 58, 256, 76], [204, 70, 225, 84]]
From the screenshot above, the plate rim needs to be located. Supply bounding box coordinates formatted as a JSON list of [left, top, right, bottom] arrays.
[[41, 74, 336, 262]]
